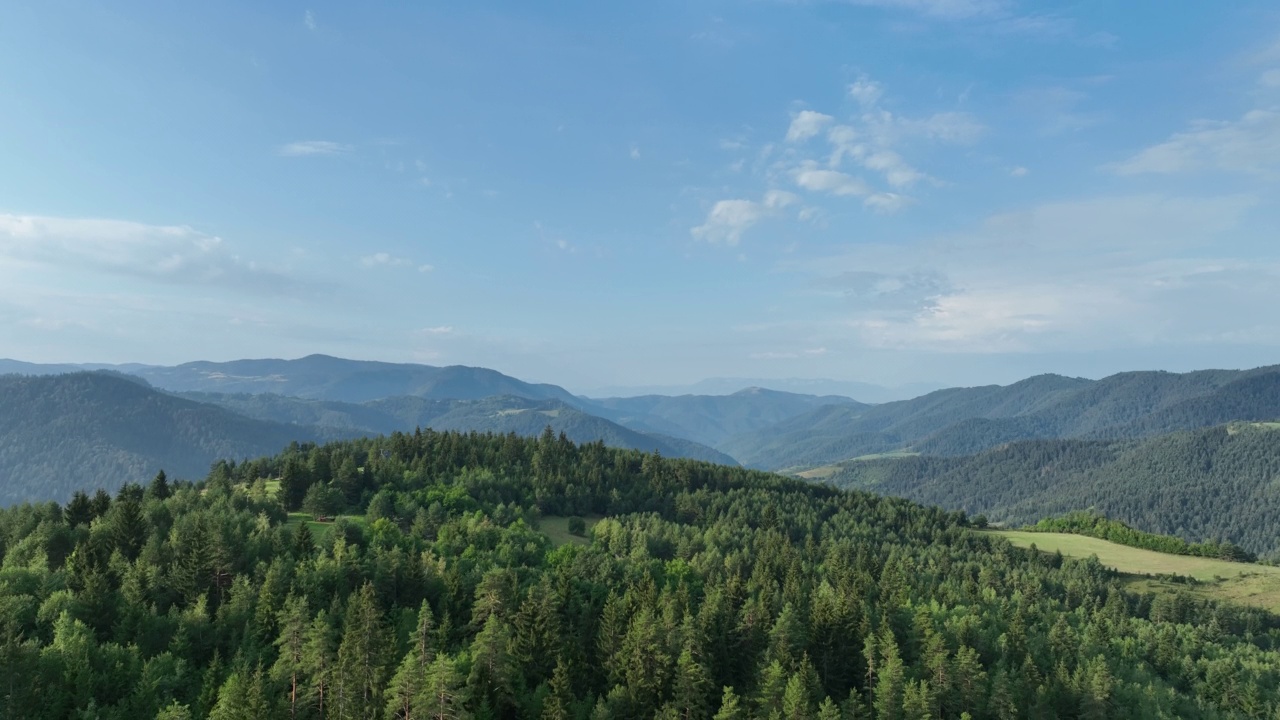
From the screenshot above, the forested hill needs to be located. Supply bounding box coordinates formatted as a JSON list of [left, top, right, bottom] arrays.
[[132, 354, 583, 405], [178, 391, 736, 465], [824, 422, 1280, 555], [728, 365, 1280, 469], [2, 430, 1280, 718], [587, 387, 867, 447], [0, 372, 310, 504]]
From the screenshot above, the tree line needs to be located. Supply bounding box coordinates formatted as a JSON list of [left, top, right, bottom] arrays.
[[0, 427, 1278, 718]]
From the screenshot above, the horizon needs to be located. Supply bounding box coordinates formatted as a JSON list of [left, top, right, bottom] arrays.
[[3, 3, 1280, 389], [4, 351, 1278, 401]]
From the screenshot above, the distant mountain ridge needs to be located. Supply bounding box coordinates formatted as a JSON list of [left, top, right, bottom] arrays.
[[589, 387, 867, 447], [822, 422, 1280, 555], [728, 365, 1280, 469], [0, 373, 739, 504], [0, 372, 312, 504], [179, 391, 737, 465]]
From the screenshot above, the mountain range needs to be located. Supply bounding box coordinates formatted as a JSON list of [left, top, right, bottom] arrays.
[[726, 365, 1280, 469], [5, 354, 1280, 534]]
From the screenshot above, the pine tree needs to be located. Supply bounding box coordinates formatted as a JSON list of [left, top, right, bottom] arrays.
[[540, 657, 575, 720], [155, 701, 193, 720], [302, 610, 338, 719], [65, 490, 93, 528], [423, 653, 469, 720], [335, 583, 390, 720], [873, 628, 904, 720], [148, 469, 171, 501], [467, 612, 519, 714], [712, 687, 745, 720], [671, 645, 713, 719], [270, 595, 311, 720]]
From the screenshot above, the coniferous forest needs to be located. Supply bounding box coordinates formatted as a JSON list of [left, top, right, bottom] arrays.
[[2, 428, 1280, 719]]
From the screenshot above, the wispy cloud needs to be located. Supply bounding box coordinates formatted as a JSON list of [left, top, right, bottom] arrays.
[[304, 9, 317, 31], [691, 199, 767, 245], [836, 0, 1009, 20], [785, 110, 835, 143], [278, 140, 351, 157], [0, 214, 297, 293], [360, 252, 412, 268], [1110, 109, 1280, 177], [790, 193, 1265, 353]]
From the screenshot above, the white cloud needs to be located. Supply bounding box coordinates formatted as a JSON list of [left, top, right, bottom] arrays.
[[1010, 166, 1029, 177], [0, 214, 291, 291], [763, 189, 800, 208], [864, 192, 913, 214], [901, 111, 986, 144], [360, 252, 411, 268], [278, 140, 351, 157], [795, 193, 1265, 353], [418, 326, 454, 335], [786, 110, 835, 142], [1110, 109, 1280, 177], [1261, 69, 1280, 88], [847, 76, 884, 108], [793, 164, 871, 196], [691, 200, 766, 245], [418, 264, 435, 273], [304, 10, 317, 31], [630, 144, 641, 160]]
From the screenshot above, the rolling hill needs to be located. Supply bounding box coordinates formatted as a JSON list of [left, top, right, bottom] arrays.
[[728, 365, 1280, 469], [179, 390, 736, 465], [822, 422, 1280, 555], [128, 354, 584, 404], [588, 386, 865, 447], [0, 372, 312, 503]]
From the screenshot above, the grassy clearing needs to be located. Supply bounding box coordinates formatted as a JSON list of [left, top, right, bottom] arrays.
[[541, 515, 603, 547], [794, 450, 921, 479], [990, 530, 1280, 613], [1227, 421, 1280, 434], [285, 512, 367, 544]]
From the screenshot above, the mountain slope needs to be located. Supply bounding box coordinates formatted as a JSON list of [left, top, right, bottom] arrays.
[[588, 387, 865, 447], [824, 422, 1280, 555], [131, 354, 583, 404], [0, 373, 312, 503], [179, 391, 737, 465], [730, 365, 1280, 469]]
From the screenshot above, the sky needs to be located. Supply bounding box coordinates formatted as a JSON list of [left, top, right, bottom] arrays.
[[2, 1, 1280, 394]]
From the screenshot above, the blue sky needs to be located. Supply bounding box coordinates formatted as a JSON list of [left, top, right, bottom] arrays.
[[2, 1, 1279, 394]]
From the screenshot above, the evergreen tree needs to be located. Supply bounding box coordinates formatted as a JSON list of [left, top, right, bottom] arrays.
[[335, 583, 390, 720], [271, 595, 311, 720], [302, 610, 339, 719], [540, 657, 575, 720], [712, 687, 745, 720], [148, 469, 171, 501], [423, 653, 469, 720]]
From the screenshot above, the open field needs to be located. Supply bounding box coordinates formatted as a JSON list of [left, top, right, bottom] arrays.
[[541, 515, 602, 546], [285, 511, 367, 543], [794, 450, 921, 478], [990, 529, 1280, 613]]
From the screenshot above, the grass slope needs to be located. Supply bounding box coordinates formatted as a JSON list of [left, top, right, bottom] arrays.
[[992, 529, 1280, 613]]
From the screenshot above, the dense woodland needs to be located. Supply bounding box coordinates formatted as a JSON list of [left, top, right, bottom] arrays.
[[826, 423, 1280, 557], [1, 429, 1280, 718]]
